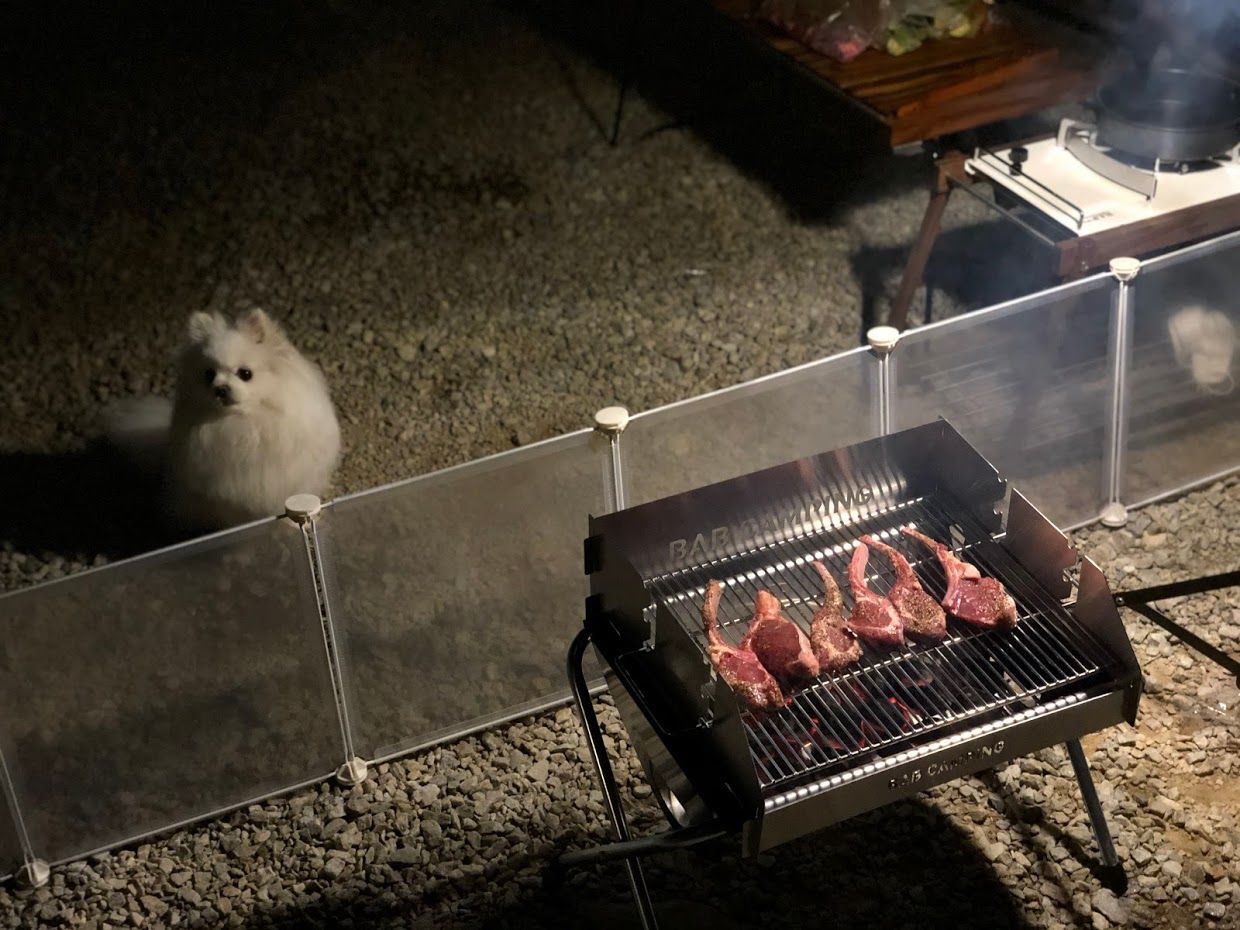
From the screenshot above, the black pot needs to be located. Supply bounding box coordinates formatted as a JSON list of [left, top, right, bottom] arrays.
[[1097, 67, 1240, 163]]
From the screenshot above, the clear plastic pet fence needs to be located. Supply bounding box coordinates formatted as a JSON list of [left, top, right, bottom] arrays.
[[1, 230, 1237, 882]]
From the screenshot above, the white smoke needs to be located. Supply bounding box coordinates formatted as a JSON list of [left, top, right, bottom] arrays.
[[1117, 0, 1240, 72]]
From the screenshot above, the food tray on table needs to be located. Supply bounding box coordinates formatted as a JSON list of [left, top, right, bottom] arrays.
[[710, 0, 1100, 146]]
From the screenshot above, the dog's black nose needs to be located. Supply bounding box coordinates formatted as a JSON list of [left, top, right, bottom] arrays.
[[214, 385, 231, 401]]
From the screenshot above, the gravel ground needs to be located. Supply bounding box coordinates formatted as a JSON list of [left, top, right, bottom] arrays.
[[0, 0, 1057, 581], [1, 1, 1237, 928], [0, 477, 1236, 929]]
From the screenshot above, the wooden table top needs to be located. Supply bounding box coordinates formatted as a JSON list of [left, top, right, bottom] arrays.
[[711, 0, 1100, 146]]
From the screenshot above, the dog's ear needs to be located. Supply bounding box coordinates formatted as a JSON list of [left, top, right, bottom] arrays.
[[187, 312, 223, 344], [236, 308, 285, 345]]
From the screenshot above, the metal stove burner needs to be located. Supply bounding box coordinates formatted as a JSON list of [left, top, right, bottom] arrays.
[[1057, 118, 1236, 200], [1104, 150, 1223, 175]]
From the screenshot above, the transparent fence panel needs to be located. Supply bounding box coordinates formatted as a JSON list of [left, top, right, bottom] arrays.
[[1125, 233, 1240, 506], [895, 276, 1113, 528], [0, 519, 342, 864], [624, 349, 878, 508], [321, 430, 607, 761]]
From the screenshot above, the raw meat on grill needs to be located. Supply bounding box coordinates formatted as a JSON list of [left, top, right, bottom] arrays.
[[701, 580, 788, 712], [845, 543, 905, 647], [742, 589, 821, 682], [860, 535, 947, 641], [901, 526, 1019, 629], [809, 560, 862, 672]]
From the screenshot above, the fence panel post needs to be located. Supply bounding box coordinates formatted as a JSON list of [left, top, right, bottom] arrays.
[[1101, 257, 1140, 528], [595, 406, 630, 513], [0, 746, 47, 887], [286, 494, 368, 786], [868, 326, 900, 436]]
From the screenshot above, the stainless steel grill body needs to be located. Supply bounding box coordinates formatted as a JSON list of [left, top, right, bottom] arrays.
[[584, 421, 1142, 855]]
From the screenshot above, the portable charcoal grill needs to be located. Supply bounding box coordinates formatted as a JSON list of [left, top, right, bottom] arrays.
[[561, 421, 1142, 929]]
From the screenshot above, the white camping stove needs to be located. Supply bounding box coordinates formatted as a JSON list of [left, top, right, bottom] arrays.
[[966, 119, 1240, 236]]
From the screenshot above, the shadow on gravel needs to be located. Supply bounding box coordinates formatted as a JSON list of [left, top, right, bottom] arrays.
[[0, 447, 179, 562], [238, 797, 1034, 929], [518, 0, 1062, 229], [516, 0, 913, 224], [0, 0, 376, 237], [851, 218, 1062, 330], [976, 766, 1118, 894]]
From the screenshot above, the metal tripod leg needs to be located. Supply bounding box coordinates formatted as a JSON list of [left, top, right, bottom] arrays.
[[1066, 739, 1127, 895], [567, 629, 660, 929], [1116, 571, 1240, 685], [1125, 602, 1240, 684]]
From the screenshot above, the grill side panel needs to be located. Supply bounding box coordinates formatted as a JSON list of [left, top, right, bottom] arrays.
[[586, 420, 1000, 584]]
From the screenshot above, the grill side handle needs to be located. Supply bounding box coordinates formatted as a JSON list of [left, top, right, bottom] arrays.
[[1002, 490, 1078, 601], [586, 521, 656, 652], [922, 418, 1008, 535], [1003, 490, 1142, 723]]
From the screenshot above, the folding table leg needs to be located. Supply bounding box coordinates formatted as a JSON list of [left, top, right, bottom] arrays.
[[610, 0, 645, 146], [889, 180, 953, 330]]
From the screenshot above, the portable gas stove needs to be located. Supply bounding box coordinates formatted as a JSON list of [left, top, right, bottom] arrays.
[[558, 421, 1142, 929], [888, 117, 1240, 330], [967, 119, 1240, 235]]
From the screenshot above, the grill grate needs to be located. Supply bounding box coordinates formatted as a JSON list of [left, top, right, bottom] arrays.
[[645, 493, 1117, 792]]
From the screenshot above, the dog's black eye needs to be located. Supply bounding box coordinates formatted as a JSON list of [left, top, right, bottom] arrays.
[[237, 368, 252, 382], [204, 368, 215, 386]]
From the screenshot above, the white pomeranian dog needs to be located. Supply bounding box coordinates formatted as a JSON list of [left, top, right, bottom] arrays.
[[106, 309, 341, 532]]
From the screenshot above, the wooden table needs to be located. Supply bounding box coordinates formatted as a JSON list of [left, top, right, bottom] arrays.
[[710, 0, 1099, 148]]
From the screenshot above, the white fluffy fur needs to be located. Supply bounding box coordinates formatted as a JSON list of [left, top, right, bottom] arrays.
[[165, 309, 341, 530]]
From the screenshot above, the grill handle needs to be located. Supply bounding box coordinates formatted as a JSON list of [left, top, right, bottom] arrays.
[[613, 647, 711, 739]]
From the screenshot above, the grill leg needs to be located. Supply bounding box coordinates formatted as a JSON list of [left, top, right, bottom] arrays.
[[565, 629, 660, 930], [1066, 739, 1127, 896]]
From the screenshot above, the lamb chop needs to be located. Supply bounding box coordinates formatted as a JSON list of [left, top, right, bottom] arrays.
[[808, 560, 862, 672], [741, 589, 820, 682], [845, 543, 905, 647], [859, 535, 947, 641], [900, 526, 1019, 630], [701, 580, 787, 712]]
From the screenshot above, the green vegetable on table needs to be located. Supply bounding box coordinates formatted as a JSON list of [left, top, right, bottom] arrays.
[[885, 0, 988, 55]]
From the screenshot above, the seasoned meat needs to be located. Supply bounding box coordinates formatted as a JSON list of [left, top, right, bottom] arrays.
[[701, 580, 787, 712], [860, 534, 947, 641], [846, 543, 905, 647], [809, 560, 862, 672], [742, 589, 820, 682], [900, 526, 1019, 629], [739, 590, 818, 684]]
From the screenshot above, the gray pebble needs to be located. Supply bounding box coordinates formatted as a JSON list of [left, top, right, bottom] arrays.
[[421, 820, 444, 847], [386, 846, 422, 867], [320, 859, 347, 881], [1092, 889, 1128, 925]]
